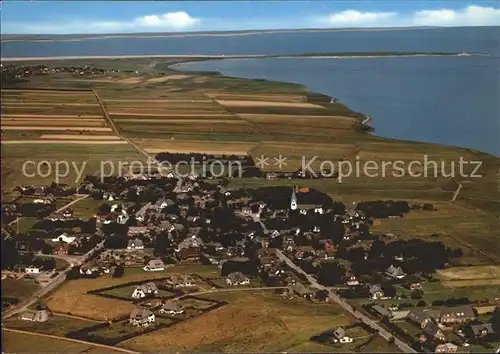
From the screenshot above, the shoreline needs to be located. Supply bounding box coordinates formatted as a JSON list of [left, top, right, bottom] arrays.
[[0, 27, 439, 44], [0, 52, 482, 62]]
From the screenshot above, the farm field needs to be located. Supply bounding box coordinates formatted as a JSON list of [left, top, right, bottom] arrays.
[[43, 265, 219, 321], [118, 291, 352, 352], [2, 57, 498, 266], [1, 330, 123, 353]]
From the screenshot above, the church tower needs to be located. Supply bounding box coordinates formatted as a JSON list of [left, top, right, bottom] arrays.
[[290, 187, 298, 210]]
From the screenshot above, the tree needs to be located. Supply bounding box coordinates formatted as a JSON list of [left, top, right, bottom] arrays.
[[112, 265, 124, 278], [381, 282, 397, 298], [491, 311, 500, 337], [42, 258, 56, 270], [66, 267, 80, 280], [317, 262, 345, 286]]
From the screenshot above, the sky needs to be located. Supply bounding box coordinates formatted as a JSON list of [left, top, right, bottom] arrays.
[[1, 1, 499, 34]]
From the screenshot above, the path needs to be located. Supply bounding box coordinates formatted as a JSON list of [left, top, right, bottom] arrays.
[[451, 182, 462, 202], [92, 88, 156, 161], [178, 285, 288, 299], [275, 249, 416, 353], [2, 328, 139, 354]]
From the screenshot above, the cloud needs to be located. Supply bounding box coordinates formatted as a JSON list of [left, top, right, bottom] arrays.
[[412, 5, 500, 26], [318, 5, 500, 28], [135, 12, 199, 29], [323, 10, 398, 26], [2, 5, 499, 34]]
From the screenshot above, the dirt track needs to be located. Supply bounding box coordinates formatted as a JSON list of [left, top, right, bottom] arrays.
[[2, 114, 103, 119]]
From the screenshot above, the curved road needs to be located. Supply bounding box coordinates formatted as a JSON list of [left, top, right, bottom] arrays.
[[275, 249, 416, 353]]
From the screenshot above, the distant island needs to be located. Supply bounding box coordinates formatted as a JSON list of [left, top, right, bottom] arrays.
[[1, 26, 440, 43], [1, 52, 483, 62]]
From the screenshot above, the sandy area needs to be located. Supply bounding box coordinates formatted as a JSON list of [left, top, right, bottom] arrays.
[[114, 77, 144, 84], [136, 139, 256, 155], [144, 75, 191, 83], [215, 100, 325, 109], [2, 126, 112, 131], [437, 266, 500, 280], [114, 118, 237, 123], [39, 134, 121, 140], [2, 140, 128, 145], [2, 120, 105, 127], [2, 118, 104, 122]]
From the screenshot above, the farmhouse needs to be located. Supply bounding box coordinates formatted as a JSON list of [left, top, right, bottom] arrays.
[[439, 306, 476, 324], [470, 323, 495, 338], [19, 304, 49, 322], [143, 259, 165, 272], [423, 321, 446, 342], [226, 272, 250, 286], [165, 275, 195, 288], [435, 343, 458, 353], [369, 284, 385, 300], [292, 282, 313, 299], [131, 282, 159, 299], [159, 301, 185, 315], [332, 326, 353, 344], [129, 307, 155, 327], [385, 265, 406, 279]]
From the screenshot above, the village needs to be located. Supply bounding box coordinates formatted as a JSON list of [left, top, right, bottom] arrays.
[[2, 168, 499, 353]]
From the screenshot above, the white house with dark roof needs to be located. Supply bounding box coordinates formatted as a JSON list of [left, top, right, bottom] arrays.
[[159, 300, 185, 315], [129, 307, 155, 327], [143, 259, 165, 272]]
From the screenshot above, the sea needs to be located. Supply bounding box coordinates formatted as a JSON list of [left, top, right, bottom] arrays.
[[2, 27, 499, 155]]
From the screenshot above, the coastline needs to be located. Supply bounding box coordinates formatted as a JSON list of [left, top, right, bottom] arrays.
[[0, 27, 439, 44], [0, 52, 482, 62]]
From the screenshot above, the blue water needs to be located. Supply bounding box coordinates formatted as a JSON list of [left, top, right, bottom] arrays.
[[2, 27, 498, 155], [176, 55, 499, 156]]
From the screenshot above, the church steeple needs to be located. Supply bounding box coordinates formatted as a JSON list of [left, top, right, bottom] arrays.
[[290, 187, 297, 210]]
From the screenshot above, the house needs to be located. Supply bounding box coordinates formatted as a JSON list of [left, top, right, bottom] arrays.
[[295, 246, 315, 260], [226, 272, 250, 286], [131, 282, 159, 299], [127, 238, 144, 250], [177, 235, 204, 250], [470, 323, 495, 338], [165, 275, 195, 288], [423, 321, 446, 342], [435, 343, 458, 353], [19, 304, 49, 322], [159, 300, 185, 315], [332, 326, 353, 343], [143, 259, 165, 272], [372, 305, 393, 319], [345, 275, 360, 286], [51, 232, 76, 244], [128, 226, 149, 236], [385, 265, 406, 279], [369, 284, 384, 300], [440, 306, 475, 324], [129, 307, 155, 327], [408, 282, 423, 291], [25, 266, 40, 274], [178, 246, 202, 262], [54, 244, 68, 255], [407, 309, 442, 328]]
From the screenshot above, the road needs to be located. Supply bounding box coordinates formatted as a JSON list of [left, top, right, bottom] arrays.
[[2, 239, 105, 320], [7, 194, 89, 228], [275, 249, 417, 353]]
